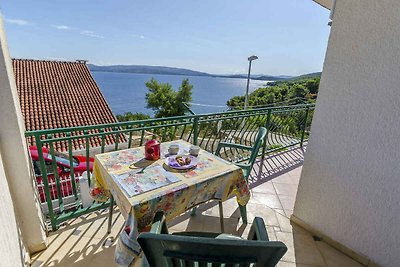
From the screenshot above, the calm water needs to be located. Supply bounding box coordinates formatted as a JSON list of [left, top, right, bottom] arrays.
[[92, 72, 268, 115]]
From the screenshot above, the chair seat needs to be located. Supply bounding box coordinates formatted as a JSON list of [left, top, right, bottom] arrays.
[[173, 231, 244, 240], [137, 212, 287, 267]]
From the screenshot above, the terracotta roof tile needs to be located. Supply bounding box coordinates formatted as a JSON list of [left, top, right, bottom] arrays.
[[13, 59, 124, 152]]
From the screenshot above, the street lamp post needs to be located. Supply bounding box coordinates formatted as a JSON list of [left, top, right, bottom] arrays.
[[244, 55, 258, 110]]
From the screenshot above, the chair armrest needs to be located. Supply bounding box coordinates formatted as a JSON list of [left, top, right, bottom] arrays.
[[235, 162, 251, 169], [172, 231, 220, 238], [216, 142, 253, 157], [247, 217, 269, 241], [219, 142, 253, 151], [150, 211, 169, 234]]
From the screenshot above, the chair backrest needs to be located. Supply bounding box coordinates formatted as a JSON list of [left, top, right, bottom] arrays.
[[138, 232, 287, 267], [247, 127, 267, 167]]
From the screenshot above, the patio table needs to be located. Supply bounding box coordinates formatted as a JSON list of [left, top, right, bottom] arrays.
[[93, 139, 250, 238]]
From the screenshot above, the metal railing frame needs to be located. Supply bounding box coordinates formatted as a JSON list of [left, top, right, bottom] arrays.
[[25, 103, 314, 231]]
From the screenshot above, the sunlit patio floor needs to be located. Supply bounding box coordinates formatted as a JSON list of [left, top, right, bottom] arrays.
[[31, 146, 365, 267]]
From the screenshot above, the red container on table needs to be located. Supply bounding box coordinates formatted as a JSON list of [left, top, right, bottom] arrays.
[[145, 139, 160, 161]]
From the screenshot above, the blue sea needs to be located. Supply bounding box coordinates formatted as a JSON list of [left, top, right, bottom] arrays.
[[92, 72, 268, 115]]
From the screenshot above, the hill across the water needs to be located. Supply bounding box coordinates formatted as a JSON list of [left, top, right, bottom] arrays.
[[88, 64, 321, 81]]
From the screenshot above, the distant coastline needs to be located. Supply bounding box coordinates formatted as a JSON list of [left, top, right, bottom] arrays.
[[88, 64, 321, 82], [91, 72, 268, 115]]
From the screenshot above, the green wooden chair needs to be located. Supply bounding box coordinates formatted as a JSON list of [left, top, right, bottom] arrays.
[[215, 126, 267, 182], [191, 127, 267, 230], [215, 127, 267, 225], [137, 211, 287, 267]]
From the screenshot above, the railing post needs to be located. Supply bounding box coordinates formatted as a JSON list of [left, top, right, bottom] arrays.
[[183, 103, 196, 115], [193, 117, 199, 145], [48, 135, 64, 213], [100, 128, 105, 153], [127, 125, 133, 148], [84, 130, 91, 185], [36, 136, 57, 231], [67, 132, 78, 201], [140, 123, 145, 146], [114, 126, 119, 151], [258, 109, 272, 178], [300, 107, 310, 147]]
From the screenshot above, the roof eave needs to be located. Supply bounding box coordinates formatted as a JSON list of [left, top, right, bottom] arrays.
[[313, 0, 332, 10]]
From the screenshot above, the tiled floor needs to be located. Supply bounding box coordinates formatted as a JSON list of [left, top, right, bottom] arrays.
[[31, 146, 365, 267]]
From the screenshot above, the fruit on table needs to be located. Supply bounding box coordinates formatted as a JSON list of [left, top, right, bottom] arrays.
[[174, 156, 192, 166], [89, 186, 110, 202], [91, 187, 102, 195], [176, 157, 185, 166]]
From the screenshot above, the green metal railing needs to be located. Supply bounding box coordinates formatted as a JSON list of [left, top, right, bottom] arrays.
[[25, 103, 314, 231]]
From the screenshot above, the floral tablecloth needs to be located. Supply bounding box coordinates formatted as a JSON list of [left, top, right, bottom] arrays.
[[93, 140, 250, 232]]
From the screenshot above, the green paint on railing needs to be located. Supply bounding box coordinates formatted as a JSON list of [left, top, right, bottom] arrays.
[[66, 133, 78, 202], [26, 104, 314, 231], [100, 128, 105, 153], [35, 138, 57, 231], [300, 107, 310, 147], [48, 136, 64, 213]]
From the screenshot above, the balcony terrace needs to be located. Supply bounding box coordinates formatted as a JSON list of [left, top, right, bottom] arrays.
[[1, 1, 399, 266], [31, 145, 364, 267]]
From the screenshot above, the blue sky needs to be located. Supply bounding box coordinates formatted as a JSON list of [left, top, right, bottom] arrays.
[[0, 0, 330, 76]]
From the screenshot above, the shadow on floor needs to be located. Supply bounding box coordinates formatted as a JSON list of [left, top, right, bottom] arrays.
[[249, 145, 305, 188]]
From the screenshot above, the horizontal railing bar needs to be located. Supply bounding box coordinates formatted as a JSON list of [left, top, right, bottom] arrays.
[[199, 114, 266, 123], [271, 107, 315, 114], [36, 111, 312, 143], [55, 201, 111, 225], [25, 104, 315, 137], [26, 102, 314, 231], [38, 123, 194, 143]]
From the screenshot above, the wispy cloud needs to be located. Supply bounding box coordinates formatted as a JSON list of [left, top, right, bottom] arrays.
[[191, 37, 223, 46], [53, 25, 71, 30], [46, 57, 69, 61], [132, 34, 145, 39], [5, 18, 29, 26], [80, 30, 105, 39]]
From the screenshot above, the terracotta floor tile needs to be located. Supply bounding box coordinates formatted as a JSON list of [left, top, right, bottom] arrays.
[[275, 231, 296, 263], [278, 195, 297, 211], [201, 198, 242, 219], [245, 203, 280, 227], [272, 173, 299, 185], [292, 233, 326, 266], [316, 241, 364, 267], [276, 231, 326, 266], [276, 212, 293, 233], [274, 182, 299, 197], [250, 192, 284, 210], [274, 208, 288, 217], [250, 181, 276, 194], [288, 167, 303, 178], [32, 235, 100, 267], [284, 209, 294, 217], [32, 150, 353, 267], [266, 226, 278, 241], [277, 260, 296, 267]]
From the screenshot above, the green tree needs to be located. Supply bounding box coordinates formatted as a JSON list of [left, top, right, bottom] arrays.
[[226, 96, 244, 109], [116, 112, 150, 122], [175, 79, 193, 115], [288, 84, 307, 99], [305, 78, 320, 94], [145, 78, 193, 117], [226, 77, 319, 109]]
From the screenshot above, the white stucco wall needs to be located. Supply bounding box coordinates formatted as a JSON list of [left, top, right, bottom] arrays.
[[313, 0, 332, 10], [0, 151, 27, 266], [294, 1, 400, 266], [0, 16, 47, 253]]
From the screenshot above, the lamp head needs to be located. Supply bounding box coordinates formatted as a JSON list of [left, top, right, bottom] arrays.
[[248, 55, 258, 61]]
